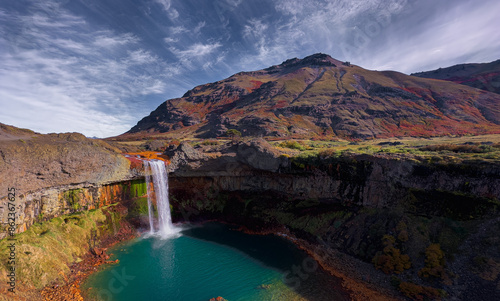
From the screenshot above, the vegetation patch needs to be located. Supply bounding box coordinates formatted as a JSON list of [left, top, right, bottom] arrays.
[[128, 179, 148, 198], [0, 206, 122, 289], [420, 143, 498, 153], [418, 244, 451, 284], [278, 140, 308, 151], [372, 235, 412, 274]]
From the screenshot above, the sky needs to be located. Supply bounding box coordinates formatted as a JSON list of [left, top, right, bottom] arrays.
[[1, 0, 499, 138]]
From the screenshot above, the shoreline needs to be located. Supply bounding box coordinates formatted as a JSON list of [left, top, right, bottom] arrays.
[[40, 214, 136, 301], [236, 224, 401, 301], [40, 219, 398, 301]]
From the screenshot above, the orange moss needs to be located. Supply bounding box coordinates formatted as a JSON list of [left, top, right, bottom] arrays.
[[125, 151, 171, 164]]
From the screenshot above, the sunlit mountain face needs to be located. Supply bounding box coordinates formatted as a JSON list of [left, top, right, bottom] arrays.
[[120, 53, 500, 140]]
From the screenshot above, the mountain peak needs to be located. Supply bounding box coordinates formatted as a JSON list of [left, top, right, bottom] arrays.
[[122, 54, 500, 140], [267, 53, 342, 71]]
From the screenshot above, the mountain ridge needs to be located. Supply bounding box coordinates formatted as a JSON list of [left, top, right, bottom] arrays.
[[412, 59, 500, 94], [119, 53, 500, 140]]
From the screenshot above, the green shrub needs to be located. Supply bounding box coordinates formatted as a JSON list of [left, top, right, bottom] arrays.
[[201, 139, 219, 146], [278, 140, 307, 151], [225, 129, 242, 138], [420, 144, 494, 153]]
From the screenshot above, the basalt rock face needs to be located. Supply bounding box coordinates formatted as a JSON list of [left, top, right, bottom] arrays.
[[120, 53, 500, 140], [165, 142, 500, 208], [165, 148, 500, 301], [0, 125, 137, 238], [0, 179, 146, 240]]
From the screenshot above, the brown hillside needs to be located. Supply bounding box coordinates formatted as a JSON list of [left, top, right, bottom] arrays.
[[412, 59, 500, 94], [119, 54, 500, 140]]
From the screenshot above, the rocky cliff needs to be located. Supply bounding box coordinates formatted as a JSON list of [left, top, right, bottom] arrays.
[[0, 130, 132, 197], [0, 124, 137, 238], [163, 140, 500, 300], [165, 139, 500, 207]]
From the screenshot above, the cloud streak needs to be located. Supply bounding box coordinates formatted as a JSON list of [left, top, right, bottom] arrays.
[[0, 0, 177, 137]]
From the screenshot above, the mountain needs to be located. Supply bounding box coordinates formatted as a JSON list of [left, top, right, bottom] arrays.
[[120, 53, 500, 140], [411, 59, 500, 94]]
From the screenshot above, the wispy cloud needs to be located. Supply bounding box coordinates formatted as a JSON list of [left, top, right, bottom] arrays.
[[93, 32, 139, 48], [169, 25, 189, 35], [356, 0, 500, 73], [0, 0, 175, 137], [243, 19, 268, 38], [164, 37, 178, 43], [181, 42, 222, 57], [170, 42, 223, 69], [154, 0, 179, 19], [193, 21, 206, 35], [126, 49, 159, 65]]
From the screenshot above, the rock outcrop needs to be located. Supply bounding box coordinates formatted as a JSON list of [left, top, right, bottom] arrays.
[[0, 131, 132, 198], [164, 142, 500, 208], [163, 139, 288, 175], [164, 149, 500, 301]]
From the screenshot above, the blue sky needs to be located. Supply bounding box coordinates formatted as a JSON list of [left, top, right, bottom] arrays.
[[1, 0, 499, 137]]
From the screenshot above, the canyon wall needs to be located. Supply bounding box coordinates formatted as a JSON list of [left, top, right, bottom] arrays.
[[0, 180, 146, 240], [168, 154, 500, 210], [163, 143, 500, 300]]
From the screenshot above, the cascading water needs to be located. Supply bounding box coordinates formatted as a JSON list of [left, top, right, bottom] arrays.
[[144, 162, 155, 234], [144, 159, 177, 237]]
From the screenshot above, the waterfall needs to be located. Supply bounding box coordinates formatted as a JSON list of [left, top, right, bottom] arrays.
[[144, 160, 177, 237], [144, 163, 155, 234]]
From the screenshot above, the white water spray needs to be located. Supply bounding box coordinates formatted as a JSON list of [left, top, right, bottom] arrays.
[[144, 160, 178, 237], [144, 163, 155, 234]]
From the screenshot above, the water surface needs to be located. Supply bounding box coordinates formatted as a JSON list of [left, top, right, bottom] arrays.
[[82, 223, 349, 301]]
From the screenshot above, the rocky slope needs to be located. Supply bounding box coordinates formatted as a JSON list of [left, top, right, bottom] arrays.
[[0, 124, 131, 198], [119, 53, 500, 140], [412, 59, 500, 95]]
